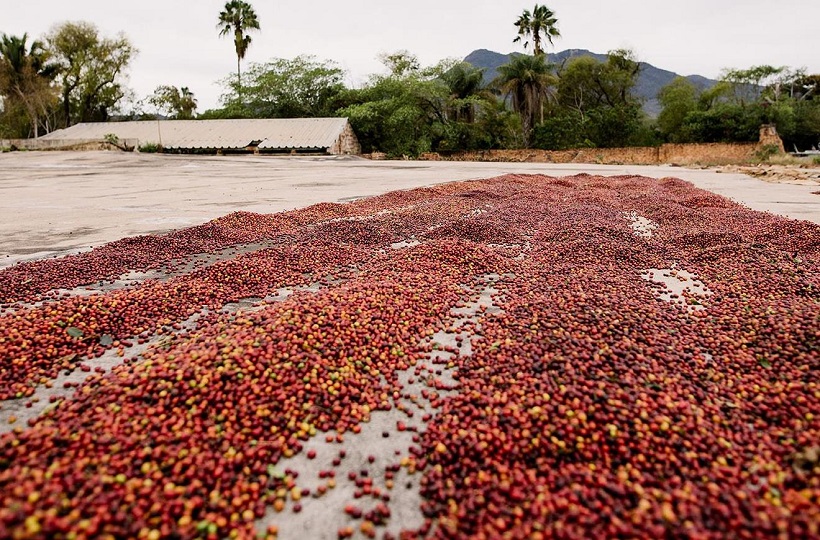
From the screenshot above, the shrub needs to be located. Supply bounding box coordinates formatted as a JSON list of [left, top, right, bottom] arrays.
[[754, 144, 781, 162], [103, 133, 135, 151], [138, 142, 162, 153]]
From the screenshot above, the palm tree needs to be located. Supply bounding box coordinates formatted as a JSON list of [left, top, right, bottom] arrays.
[[0, 33, 58, 137], [442, 62, 488, 123], [494, 54, 556, 143], [513, 4, 561, 57], [178, 87, 197, 119], [218, 0, 261, 94]]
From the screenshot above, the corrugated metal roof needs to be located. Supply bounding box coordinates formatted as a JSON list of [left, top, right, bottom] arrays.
[[38, 118, 351, 150]]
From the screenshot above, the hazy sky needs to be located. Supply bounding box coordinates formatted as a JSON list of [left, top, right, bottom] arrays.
[[2, 0, 819, 111]]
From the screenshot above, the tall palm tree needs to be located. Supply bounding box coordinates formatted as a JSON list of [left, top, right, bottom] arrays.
[[494, 54, 556, 143], [218, 0, 261, 94], [513, 4, 561, 57], [0, 33, 57, 137]]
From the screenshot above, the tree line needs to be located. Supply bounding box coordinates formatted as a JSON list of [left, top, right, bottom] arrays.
[[657, 67, 820, 152], [0, 22, 135, 137], [2, 3, 818, 156]]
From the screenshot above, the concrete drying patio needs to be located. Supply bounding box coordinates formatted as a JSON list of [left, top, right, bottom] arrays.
[[1, 151, 818, 268]]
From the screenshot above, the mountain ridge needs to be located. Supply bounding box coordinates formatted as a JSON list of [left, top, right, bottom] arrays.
[[464, 48, 718, 117]]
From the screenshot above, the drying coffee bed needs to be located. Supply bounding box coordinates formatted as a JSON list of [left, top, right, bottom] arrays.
[[0, 174, 818, 539]]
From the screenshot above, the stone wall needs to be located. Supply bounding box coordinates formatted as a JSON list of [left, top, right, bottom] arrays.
[[330, 123, 362, 155], [0, 138, 139, 151], [425, 141, 762, 166], [658, 143, 760, 165], [758, 124, 785, 153]]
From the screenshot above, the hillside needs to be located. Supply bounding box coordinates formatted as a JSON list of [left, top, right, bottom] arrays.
[[464, 49, 717, 117]]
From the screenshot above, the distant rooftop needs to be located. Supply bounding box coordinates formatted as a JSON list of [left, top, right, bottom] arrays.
[[38, 118, 358, 153]]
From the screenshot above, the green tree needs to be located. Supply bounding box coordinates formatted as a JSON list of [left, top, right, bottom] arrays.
[[513, 4, 561, 56], [442, 62, 487, 123], [545, 49, 648, 148], [339, 54, 450, 157], [557, 51, 639, 116], [665, 65, 819, 148], [531, 110, 589, 150], [781, 72, 818, 101], [657, 77, 698, 142], [46, 21, 136, 125], [679, 106, 763, 143], [694, 80, 731, 110], [471, 99, 521, 150], [378, 50, 421, 78], [788, 99, 820, 150], [340, 53, 513, 155], [494, 53, 556, 144], [760, 70, 820, 150], [217, 0, 261, 94], [555, 56, 601, 119], [0, 33, 59, 137], [147, 85, 197, 119], [211, 56, 345, 119], [721, 65, 784, 107], [437, 62, 518, 150], [556, 50, 641, 111]]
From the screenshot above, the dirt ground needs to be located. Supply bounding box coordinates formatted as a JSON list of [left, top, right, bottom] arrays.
[[719, 163, 820, 185], [2, 151, 819, 268]]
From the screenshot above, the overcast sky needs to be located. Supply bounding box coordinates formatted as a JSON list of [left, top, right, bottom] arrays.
[[2, 0, 819, 111]]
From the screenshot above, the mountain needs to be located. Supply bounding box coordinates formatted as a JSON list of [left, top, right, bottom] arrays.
[[464, 48, 718, 117]]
